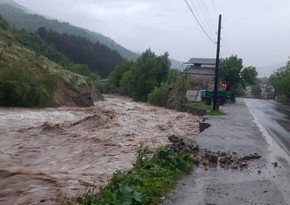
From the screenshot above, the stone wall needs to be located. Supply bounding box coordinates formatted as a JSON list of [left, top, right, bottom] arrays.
[[276, 95, 290, 105], [186, 74, 215, 90]]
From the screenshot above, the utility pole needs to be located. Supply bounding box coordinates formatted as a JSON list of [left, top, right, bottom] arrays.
[[213, 14, 222, 110]]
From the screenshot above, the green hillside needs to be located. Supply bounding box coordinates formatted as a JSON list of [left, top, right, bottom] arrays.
[[0, 16, 103, 107], [36, 27, 123, 77], [0, 1, 184, 69]]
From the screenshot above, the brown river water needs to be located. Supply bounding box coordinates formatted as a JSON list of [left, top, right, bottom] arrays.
[[0, 95, 201, 205]]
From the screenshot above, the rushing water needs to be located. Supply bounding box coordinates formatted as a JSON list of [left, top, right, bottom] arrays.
[[0, 95, 201, 205]]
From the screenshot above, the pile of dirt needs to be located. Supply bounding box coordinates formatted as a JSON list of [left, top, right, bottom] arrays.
[[53, 79, 104, 107], [168, 135, 199, 153], [193, 148, 262, 170]]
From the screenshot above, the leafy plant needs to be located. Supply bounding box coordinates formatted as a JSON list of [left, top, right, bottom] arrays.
[[77, 145, 194, 205], [147, 82, 170, 107], [185, 102, 226, 116]]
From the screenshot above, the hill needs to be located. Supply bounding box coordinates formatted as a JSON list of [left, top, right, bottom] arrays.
[[0, 1, 138, 60], [0, 17, 103, 107], [36, 27, 123, 77], [0, 0, 184, 70]]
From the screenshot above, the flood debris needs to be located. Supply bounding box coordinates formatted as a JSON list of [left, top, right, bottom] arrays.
[[193, 148, 262, 170], [168, 135, 199, 153]]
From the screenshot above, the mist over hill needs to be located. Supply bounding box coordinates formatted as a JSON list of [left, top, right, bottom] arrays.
[[0, 0, 183, 69], [0, 1, 138, 60]]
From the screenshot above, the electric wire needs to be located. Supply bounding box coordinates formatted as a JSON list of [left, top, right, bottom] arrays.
[[184, 0, 215, 44], [200, 0, 217, 31], [209, 0, 231, 56], [196, 0, 216, 36], [210, 0, 218, 16], [189, 0, 216, 42]]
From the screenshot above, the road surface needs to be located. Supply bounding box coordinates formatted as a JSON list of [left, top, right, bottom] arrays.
[[245, 99, 290, 156], [162, 98, 290, 205]]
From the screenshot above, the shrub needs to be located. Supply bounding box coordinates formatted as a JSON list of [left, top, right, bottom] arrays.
[[77, 145, 193, 205], [147, 82, 170, 107]]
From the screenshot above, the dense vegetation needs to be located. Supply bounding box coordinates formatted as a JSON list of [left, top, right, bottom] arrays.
[[77, 145, 194, 205], [269, 61, 290, 98], [0, 17, 59, 106], [0, 2, 138, 60], [220, 55, 258, 101], [0, 16, 98, 107], [105, 49, 191, 110], [0, 63, 59, 107], [37, 27, 123, 78]]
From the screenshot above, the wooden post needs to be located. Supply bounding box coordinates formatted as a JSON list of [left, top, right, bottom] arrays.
[[213, 14, 222, 110]]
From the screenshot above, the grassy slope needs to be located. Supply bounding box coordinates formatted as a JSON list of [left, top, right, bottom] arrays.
[[0, 25, 95, 106]]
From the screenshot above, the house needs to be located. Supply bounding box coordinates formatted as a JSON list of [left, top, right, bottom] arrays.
[[261, 85, 275, 99], [183, 58, 216, 90]]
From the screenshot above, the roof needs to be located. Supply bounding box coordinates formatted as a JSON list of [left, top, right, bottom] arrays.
[[186, 58, 216, 65]]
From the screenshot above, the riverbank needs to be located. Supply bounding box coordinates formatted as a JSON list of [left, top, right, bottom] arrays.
[[162, 98, 290, 205]]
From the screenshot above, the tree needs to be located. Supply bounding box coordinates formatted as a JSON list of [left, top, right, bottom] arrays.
[[131, 49, 171, 101], [269, 61, 290, 97], [251, 85, 262, 99], [220, 55, 258, 101], [107, 60, 135, 92], [147, 82, 170, 107], [240, 66, 258, 87], [37, 27, 123, 77]]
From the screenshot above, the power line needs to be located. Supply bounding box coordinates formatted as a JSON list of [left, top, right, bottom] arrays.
[[208, 0, 231, 56], [200, 0, 217, 31], [189, 0, 216, 40], [210, 0, 218, 16], [184, 0, 215, 44], [198, 0, 216, 38]]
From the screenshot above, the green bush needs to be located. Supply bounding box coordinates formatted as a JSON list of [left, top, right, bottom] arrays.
[[147, 82, 170, 107], [77, 146, 193, 205], [0, 65, 58, 107]]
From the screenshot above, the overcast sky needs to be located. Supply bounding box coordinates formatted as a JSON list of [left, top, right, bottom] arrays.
[[13, 0, 290, 77]]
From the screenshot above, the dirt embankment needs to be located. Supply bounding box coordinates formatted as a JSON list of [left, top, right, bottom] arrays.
[[0, 95, 202, 205], [53, 79, 104, 107]]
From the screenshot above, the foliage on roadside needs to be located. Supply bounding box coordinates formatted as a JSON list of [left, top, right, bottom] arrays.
[[185, 102, 226, 116], [220, 55, 258, 101], [269, 61, 290, 97], [77, 145, 194, 205], [251, 84, 262, 99]]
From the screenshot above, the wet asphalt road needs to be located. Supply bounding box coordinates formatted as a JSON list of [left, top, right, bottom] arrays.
[[245, 99, 290, 156], [162, 98, 290, 205]]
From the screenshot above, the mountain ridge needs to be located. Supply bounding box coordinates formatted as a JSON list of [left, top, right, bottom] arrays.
[[0, 2, 138, 60], [0, 0, 183, 69]]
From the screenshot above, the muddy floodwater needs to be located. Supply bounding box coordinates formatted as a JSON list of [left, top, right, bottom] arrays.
[[0, 95, 201, 205]]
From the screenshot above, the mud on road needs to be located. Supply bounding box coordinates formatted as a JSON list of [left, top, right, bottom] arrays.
[[0, 95, 202, 205]]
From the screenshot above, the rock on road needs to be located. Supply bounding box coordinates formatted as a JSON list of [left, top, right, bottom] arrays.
[[162, 98, 290, 205]]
